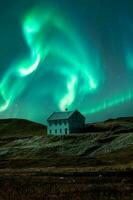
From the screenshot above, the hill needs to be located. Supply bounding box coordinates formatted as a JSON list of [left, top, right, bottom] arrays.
[[84, 116, 133, 133], [0, 118, 46, 137], [0, 117, 133, 200], [0, 117, 133, 170]]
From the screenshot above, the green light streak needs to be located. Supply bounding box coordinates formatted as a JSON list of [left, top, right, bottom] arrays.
[[0, 98, 10, 112], [60, 75, 77, 111], [0, 5, 104, 114], [19, 53, 41, 76], [88, 77, 97, 90], [0, 5, 132, 119], [83, 91, 133, 115]]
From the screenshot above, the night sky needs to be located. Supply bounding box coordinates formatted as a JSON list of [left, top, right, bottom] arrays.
[[0, 0, 133, 124]]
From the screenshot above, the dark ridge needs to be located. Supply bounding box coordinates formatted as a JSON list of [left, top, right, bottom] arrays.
[[104, 116, 133, 123], [84, 116, 133, 133], [0, 118, 43, 125], [0, 118, 46, 137]]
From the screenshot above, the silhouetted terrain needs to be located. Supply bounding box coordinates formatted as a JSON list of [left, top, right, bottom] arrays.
[[0, 118, 46, 137], [0, 117, 133, 168], [0, 117, 133, 200], [84, 116, 133, 134]]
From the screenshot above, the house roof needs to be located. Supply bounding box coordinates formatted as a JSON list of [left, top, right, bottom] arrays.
[[47, 110, 77, 121]]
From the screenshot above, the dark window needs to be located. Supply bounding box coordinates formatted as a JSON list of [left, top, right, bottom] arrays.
[[60, 129, 62, 133], [55, 129, 57, 134], [49, 122, 52, 126], [49, 130, 52, 134], [65, 128, 67, 134]]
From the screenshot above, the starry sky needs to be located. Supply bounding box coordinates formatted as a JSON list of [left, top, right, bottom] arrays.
[[0, 0, 133, 124]]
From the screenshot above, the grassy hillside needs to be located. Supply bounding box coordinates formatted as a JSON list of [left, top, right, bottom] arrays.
[[84, 116, 133, 133], [0, 118, 46, 137], [0, 118, 133, 200], [0, 117, 132, 169]]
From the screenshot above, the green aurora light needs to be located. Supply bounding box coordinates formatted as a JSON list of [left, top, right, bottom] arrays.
[[0, 1, 133, 123], [0, 6, 100, 113]]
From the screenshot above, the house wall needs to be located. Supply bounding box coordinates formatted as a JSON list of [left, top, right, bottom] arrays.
[[69, 111, 85, 133], [47, 120, 69, 135]]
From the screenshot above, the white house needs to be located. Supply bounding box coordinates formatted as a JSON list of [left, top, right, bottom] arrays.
[[47, 110, 85, 135]]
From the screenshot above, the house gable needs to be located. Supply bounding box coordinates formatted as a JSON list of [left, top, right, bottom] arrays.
[[68, 110, 85, 132]]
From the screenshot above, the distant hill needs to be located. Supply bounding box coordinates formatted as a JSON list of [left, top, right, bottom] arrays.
[[0, 118, 46, 137], [84, 116, 133, 133]]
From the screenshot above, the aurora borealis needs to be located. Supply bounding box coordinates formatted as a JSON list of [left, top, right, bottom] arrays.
[[0, 0, 133, 124]]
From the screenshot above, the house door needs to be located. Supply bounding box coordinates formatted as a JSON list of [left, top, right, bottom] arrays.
[[65, 128, 67, 134]]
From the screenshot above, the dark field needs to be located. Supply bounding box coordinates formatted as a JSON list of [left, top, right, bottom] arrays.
[[0, 118, 133, 199], [0, 170, 133, 200]]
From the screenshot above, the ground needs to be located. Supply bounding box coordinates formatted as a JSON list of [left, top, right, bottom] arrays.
[[0, 117, 133, 199]]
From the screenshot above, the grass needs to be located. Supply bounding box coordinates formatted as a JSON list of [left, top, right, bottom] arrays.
[[0, 118, 133, 199], [0, 118, 46, 137], [0, 132, 133, 169], [0, 173, 132, 200]]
